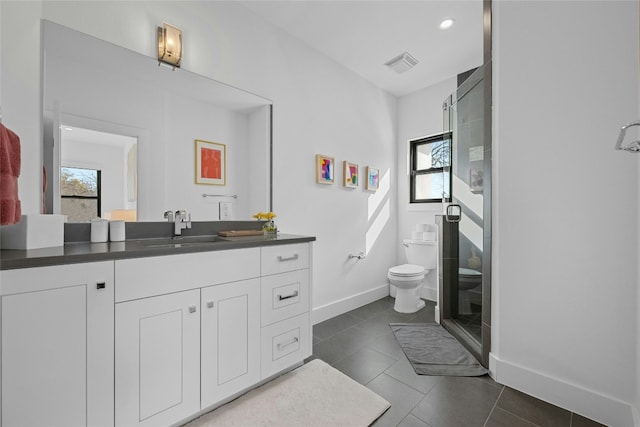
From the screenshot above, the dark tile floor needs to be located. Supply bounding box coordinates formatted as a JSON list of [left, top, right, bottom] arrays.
[[311, 297, 606, 427]]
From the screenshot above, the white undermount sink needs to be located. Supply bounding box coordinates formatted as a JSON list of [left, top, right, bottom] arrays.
[[138, 235, 224, 248]]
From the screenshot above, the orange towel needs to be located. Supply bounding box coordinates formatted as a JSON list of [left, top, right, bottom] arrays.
[[0, 123, 21, 225]]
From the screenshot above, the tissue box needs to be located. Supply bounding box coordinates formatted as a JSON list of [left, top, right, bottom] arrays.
[[1, 214, 66, 249]]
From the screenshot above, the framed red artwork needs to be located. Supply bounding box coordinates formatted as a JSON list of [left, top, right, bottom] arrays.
[[195, 139, 226, 185]]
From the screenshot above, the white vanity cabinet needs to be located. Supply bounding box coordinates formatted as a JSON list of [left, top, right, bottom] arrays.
[[114, 248, 263, 426], [0, 261, 114, 427], [0, 238, 313, 427]]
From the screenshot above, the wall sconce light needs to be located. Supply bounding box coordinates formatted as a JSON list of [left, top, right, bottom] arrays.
[[157, 23, 182, 69]]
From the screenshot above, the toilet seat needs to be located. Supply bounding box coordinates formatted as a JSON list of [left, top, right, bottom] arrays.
[[459, 267, 481, 277], [388, 264, 425, 278]]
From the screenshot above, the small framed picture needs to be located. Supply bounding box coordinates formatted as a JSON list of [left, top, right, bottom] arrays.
[[315, 154, 335, 184], [470, 168, 483, 193], [365, 166, 379, 191], [195, 139, 226, 185], [343, 161, 359, 188]]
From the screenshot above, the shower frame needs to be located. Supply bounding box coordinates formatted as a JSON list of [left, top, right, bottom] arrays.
[[438, 0, 492, 368]]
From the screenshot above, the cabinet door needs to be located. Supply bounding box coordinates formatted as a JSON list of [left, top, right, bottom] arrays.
[[1, 262, 114, 427], [201, 278, 260, 408], [115, 289, 200, 427]]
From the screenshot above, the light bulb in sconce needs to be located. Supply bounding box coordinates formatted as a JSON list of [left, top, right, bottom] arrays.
[[157, 22, 182, 69], [439, 18, 455, 30]]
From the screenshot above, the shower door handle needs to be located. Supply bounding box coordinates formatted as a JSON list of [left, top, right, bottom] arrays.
[[445, 204, 461, 223]]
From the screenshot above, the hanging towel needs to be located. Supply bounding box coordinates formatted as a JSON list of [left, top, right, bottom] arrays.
[[0, 123, 21, 225]]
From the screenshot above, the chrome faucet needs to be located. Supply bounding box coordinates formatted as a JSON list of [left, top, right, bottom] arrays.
[[174, 210, 192, 236]]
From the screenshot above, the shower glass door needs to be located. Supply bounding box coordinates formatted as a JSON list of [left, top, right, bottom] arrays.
[[442, 63, 488, 358]]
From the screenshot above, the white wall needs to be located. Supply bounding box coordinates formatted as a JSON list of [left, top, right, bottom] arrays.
[[247, 106, 272, 217], [397, 77, 457, 300], [491, 1, 639, 426], [0, 2, 42, 215], [1, 1, 397, 322], [164, 96, 250, 221]]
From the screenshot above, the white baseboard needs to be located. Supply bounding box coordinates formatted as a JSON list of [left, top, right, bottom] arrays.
[[489, 353, 635, 427], [419, 286, 436, 302], [312, 284, 389, 325]]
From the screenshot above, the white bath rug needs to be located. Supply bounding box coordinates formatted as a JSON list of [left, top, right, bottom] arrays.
[[184, 359, 390, 427]]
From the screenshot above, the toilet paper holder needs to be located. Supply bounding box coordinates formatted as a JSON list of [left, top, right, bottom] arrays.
[[615, 121, 640, 152], [349, 252, 366, 260]]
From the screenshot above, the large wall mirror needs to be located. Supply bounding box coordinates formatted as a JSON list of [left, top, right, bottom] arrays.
[[43, 20, 273, 222]]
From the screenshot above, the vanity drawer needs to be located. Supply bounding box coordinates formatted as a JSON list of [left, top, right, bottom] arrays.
[[261, 270, 310, 326], [261, 243, 310, 276], [115, 248, 260, 302], [261, 313, 311, 379]]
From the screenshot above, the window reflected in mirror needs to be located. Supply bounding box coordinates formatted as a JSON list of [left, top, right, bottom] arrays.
[[59, 125, 137, 221], [61, 167, 101, 221]]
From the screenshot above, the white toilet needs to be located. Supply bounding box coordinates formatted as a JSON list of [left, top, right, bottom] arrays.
[[388, 238, 437, 313]]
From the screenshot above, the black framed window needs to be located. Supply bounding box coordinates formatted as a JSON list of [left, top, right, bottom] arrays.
[[409, 132, 451, 203], [60, 167, 101, 221]]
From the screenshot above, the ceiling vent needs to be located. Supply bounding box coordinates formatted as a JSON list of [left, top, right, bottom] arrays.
[[384, 52, 419, 74]]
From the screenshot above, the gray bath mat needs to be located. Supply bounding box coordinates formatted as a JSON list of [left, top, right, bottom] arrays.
[[390, 323, 488, 376]]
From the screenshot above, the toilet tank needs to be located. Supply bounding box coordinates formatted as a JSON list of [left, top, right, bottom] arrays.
[[403, 239, 437, 269]]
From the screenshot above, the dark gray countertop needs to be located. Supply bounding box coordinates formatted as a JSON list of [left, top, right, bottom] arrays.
[[0, 233, 315, 270]]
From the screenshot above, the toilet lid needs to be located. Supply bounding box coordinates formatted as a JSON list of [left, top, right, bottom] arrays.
[[389, 264, 426, 277]]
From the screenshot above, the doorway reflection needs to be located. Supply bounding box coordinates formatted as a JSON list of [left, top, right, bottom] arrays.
[[48, 125, 138, 221]]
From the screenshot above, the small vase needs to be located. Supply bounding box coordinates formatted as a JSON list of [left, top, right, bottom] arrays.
[[262, 220, 277, 235]]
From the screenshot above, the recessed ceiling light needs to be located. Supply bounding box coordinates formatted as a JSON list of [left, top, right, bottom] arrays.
[[440, 18, 455, 30]]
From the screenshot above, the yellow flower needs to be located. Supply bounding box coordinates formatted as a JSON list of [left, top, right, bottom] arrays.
[[253, 211, 276, 221]]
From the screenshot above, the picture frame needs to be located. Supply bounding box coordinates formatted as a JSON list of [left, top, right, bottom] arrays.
[[470, 168, 483, 193], [343, 161, 359, 188], [365, 166, 379, 191], [315, 154, 335, 184], [195, 139, 226, 185]]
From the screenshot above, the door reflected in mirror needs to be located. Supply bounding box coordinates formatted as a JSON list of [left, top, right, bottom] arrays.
[[59, 126, 137, 222]]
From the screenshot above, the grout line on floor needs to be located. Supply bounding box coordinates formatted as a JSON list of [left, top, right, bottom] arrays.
[[487, 404, 543, 427], [482, 384, 505, 427]]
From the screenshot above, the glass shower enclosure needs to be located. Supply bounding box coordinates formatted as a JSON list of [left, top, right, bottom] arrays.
[[440, 63, 491, 365]]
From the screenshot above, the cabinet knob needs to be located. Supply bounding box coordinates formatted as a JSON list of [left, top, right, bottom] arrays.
[[206, 301, 214, 309], [96, 282, 106, 290], [189, 305, 197, 313]]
